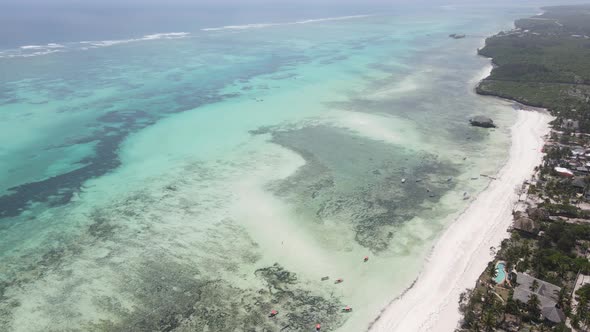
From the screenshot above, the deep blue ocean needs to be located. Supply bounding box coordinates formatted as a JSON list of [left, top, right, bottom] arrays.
[[0, 2, 389, 48]]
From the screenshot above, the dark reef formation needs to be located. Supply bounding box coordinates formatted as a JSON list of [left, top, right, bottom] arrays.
[[251, 124, 459, 253], [469, 115, 496, 128]]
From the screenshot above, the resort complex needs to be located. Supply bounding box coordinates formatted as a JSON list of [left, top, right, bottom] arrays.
[[459, 5, 590, 332]]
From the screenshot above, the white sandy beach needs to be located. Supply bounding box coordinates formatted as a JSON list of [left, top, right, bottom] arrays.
[[368, 109, 552, 332]]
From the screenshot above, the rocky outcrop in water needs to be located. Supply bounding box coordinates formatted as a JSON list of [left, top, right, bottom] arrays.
[[469, 115, 496, 128]]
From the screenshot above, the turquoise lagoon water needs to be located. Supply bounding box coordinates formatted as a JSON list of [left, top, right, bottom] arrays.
[[0, 5, 538, 332]]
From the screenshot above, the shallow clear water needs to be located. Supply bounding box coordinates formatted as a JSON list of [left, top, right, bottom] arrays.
[[0, 4, 537, 331]]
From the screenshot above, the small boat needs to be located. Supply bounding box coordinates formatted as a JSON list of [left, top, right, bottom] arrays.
[[342, 306, 353, 312]]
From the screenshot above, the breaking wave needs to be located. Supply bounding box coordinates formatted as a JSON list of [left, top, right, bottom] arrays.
[[80, 32, 190, 47], [201, 15, 372, 31], [0, 32, 190, 59], [20, 43, 65, 50]]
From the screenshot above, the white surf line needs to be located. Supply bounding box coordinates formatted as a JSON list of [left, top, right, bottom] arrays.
[[201, 14, 373, 31], [79, 32, 190, 47], [367, 109, 552, 332], [0, 32, 190, 58]]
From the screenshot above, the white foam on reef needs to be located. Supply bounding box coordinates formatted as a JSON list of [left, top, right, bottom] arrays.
[[201, 14, 372, 31], [0, 33, 189, 58], [80, 32, 190, 47], [202, 23, 276, 31], [20, 43, 64, 50], [2, 49, 63, 58], [21, 45, 43, 50], [294, 15, 372, 24], [470, 63, 493, 85]]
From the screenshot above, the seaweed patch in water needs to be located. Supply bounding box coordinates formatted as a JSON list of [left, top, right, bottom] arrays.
[[265, 125, 460, 252], [86, 261, 345, 332]]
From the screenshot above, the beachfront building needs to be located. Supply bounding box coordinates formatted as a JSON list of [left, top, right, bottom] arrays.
[[562, 119, 580, 131], [572, 177, 587, 193], [555, 167, 575, 177], [513, 273, 565, 323], [511, 211, 539, 236]]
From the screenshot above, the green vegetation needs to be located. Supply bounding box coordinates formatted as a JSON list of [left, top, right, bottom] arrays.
[[458, 219, 590, 331], [477, 5, 590, 131], [460, 5, 590, 331]]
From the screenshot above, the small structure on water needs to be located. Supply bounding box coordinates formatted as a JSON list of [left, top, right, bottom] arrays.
[[449, 33, 466, 39]]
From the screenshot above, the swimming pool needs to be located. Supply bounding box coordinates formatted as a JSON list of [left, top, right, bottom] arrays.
[[494, 262, 506, 284]]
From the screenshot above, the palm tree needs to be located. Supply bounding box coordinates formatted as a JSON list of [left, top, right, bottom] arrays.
[[557, 262, 568, 279], [487, 262, 497, 280], [493, 300, 506, 323], [578, 296, 590, 331], [528, 294, 541, 321], [556, 288, 569, 308], [530, 279, 540, 292], [482, 310, 496, 332]]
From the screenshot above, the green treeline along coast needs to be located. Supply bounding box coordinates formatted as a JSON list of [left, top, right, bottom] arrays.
[[477, 5, 590, 131]]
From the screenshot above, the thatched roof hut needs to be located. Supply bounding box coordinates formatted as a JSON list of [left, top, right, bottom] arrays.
[[513, 216, 539, 235], [527, 207, 549, 222]]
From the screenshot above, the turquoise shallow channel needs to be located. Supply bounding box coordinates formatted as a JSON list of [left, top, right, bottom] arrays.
[[0, 4, 541, 332]]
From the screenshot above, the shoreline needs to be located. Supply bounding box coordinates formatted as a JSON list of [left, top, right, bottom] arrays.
[[367, 108, 552, 331]]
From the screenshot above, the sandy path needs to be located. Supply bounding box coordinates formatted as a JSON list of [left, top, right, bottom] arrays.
[[368, 109, 552, 332]]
